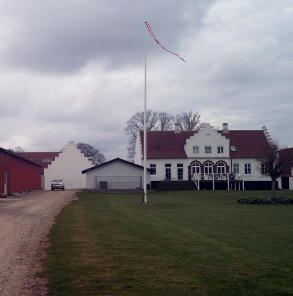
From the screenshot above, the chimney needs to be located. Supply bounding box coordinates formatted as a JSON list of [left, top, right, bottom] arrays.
[[222, 123, 229, 133], [174, 123, 180, 133]]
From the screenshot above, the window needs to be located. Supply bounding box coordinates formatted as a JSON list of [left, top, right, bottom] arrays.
[[193, 146, 199, 154], [217, 146, 224, 154], [165, 164, 171, 180], [245, 163, 251, 175], [230, 145, 236, 152], [217, 162, 226, 174], [42, 158, 52, 162], [177, 164, 183, 180], [204, 162, 213, 174], [205, 146, 212, 154], [191, 162, 200, 174], [261, 163, 267, 175], [233, 163, 239, 174], [150, 164, 156, 175]]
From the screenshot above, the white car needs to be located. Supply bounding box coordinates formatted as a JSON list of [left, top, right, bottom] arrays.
[[51, 179, 65, 191]]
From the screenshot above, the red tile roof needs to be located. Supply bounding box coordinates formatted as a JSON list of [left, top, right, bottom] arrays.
[[140, 129, 269, 159], [219, 130, 269, 158]]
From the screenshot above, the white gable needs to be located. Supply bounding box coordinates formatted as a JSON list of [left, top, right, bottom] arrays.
[[184, 124, 230, 158], [44, 141, 94, 190]]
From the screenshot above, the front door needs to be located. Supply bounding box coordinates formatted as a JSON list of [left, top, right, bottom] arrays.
[[4, 174, 8, 194]]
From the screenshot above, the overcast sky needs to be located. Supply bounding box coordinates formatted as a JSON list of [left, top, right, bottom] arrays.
[[0, 0, 292, 160]]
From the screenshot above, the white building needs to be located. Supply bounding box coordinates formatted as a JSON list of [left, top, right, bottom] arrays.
[[134, 123, 276, 190], [44, 141, 93, 190], [82, 158, 150, 190]]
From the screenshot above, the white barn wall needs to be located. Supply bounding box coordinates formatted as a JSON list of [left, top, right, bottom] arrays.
[[44, 141, 93, 190], [85, 160, 150, 189]]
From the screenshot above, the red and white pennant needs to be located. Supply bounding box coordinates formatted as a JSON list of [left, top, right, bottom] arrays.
[[145, 22, 186, 62]]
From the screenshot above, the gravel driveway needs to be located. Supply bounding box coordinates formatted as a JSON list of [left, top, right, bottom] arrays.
[[0, 190, 79, 295]]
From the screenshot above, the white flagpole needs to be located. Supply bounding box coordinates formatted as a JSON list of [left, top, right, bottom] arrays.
[[143, 22, 147, 204]]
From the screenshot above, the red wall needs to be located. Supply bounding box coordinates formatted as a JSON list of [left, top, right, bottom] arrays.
[[0, 152, 11, 193], [0, 151, 42, 194]]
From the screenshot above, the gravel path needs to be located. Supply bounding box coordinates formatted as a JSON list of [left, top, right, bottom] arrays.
[[0, 190, 79, 295]]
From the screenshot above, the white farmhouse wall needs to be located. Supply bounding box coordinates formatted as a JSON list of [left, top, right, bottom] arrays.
[[85, 160, 150, 189], [134, 135, 143, 166], [44, 141, 93, 190], [184, 124, 230, 158], [290, 177, 293, 190]]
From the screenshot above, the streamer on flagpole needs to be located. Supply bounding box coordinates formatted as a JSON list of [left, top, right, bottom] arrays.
[[145, 22, 186, 62]]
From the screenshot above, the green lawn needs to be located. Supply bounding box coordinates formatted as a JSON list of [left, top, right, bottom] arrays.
[[42, 190, 293, 296]]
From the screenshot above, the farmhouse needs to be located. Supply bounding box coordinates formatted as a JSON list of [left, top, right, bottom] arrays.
[[82, 158, 150, 191], [134, 123, 280, 190], [0, 147, 42, 195]]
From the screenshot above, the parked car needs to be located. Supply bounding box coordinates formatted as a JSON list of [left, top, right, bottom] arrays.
[[51, 179, 65, 190]]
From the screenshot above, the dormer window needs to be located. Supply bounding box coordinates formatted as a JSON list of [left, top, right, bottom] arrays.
[[217, 146, 224, 154], [205, 146, 212, 154], [193, 146, 199, 154], [230, 145, 236, 152]]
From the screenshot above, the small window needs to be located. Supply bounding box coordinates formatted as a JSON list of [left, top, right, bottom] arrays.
[[245, 163, 251, 175], [150, 164, 156, 175], [233, 163, 239, 174], [177, 163, 183, 167], [165, 164, 171, 167], [261, 163, 267, 175], [193, 146, 199, 154], [42, 158, 52, 162], [217, 146, 224, 154], [230, 145, 236, 152], [205, 146, 212, 154]]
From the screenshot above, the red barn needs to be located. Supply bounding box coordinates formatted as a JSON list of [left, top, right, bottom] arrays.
[[0, 148, 42, 195]]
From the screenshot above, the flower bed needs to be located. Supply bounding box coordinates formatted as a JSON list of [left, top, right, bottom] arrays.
[[237, 197, 293, 204]]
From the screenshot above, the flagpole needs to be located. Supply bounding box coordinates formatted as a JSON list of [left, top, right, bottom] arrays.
[[143, 22, 147, 204]]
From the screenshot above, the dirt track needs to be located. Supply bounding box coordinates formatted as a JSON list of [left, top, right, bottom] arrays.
[[0, 190, 79, 295]]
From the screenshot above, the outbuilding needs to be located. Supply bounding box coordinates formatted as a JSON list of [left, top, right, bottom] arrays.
[[82, 158, 150, 190], [0, 147, 42, 195]]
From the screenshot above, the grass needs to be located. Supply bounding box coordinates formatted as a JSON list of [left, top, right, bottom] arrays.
[[42, 190, 293, 295]]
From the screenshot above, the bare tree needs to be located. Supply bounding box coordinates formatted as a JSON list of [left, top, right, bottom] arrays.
[[158, 112, 174, 131], [124, 110, 159, 160], [77, 143, 106, 165], [8, 146, 25, 153], [175, 111, 201, 131], [256, 141, 293, 199]]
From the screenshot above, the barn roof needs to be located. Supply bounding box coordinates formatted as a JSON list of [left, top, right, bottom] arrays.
[[139, 129, 269, 159], [17, 152, 60, 168], [0, 148, 43, 167], [82, 157, 150, 174]]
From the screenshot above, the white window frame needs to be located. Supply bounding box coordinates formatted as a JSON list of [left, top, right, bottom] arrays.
[[193, 146, 199, 154], [204, 162, 213, 174], [233, 163, 239, 174], [261, 163, 267, 175], [191, 162, 200, 174], [245, 163, 251, 175], [205, 146, 212, 154], [217, 162, 226, 174], [217, 146, 224, 154], [150, 164, 156, 175], [177, 164, 183, 180]]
